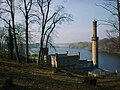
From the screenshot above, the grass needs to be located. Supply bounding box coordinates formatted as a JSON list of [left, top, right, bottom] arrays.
[[0, 58, 120, 90]]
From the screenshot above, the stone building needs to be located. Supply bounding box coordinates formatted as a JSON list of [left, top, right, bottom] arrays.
[[38, 20, 114, 76], [42, 53, 80, 70], [39, 20, 99, 71], [52, 54, 80, 70], [41, 52, 93, 71]]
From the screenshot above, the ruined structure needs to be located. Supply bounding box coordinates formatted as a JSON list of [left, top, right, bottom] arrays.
[[92, 20, 99, 68], [43, 52, 80, 71], [41, 51, 93, 71], [36, 20, 114, 76], [36, 20, 100, 71]]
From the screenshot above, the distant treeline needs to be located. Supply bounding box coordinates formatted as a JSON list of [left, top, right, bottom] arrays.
[[68, 38, 120, 54], [98, 38, 119, 53], [68, 42, 91, 50]]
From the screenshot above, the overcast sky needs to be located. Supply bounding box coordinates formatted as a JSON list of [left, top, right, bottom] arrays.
[[50, 0, 112, 43]]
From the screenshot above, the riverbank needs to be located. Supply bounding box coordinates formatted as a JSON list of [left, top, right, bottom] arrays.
[[0, 58, 120, 90], [68, 37, 120, 56], [98, 50, 120, 57], [68, 46, 120, 57]]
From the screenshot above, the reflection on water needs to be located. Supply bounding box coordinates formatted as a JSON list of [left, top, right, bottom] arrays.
[[99, 52, 120, 73], [30, 47, 120, 74]]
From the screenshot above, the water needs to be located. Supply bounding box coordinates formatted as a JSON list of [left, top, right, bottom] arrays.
[[30, 47, 120, 74]]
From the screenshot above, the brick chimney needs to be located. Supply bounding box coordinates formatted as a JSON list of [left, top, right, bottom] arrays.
[[92, 20, 99, 68]]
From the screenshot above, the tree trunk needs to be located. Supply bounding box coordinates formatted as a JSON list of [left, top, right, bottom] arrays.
[[12, 21, 20, 62], [38, 36, 44, 66], [8, 20, 13, 59], [45, 34, 50, 49], [10, 2, 20, 62], [38, 26, 45, 66], [25, 17, 29, 62], [117, 0, 120, 50]]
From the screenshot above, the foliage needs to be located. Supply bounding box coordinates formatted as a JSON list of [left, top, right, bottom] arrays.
[[0, 50, 7, 58], [31, 54, 38, 57]]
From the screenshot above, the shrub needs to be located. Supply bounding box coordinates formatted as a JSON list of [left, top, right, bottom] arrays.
[[54, 68, 61, 73], [84, 77, 97, 86], [32, 54, 38, 57], [3, 78, 13, 90]]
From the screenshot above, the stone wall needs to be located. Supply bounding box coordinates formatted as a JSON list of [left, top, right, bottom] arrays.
[[56, 55, 80, 70], [79, 60, 93, 69]]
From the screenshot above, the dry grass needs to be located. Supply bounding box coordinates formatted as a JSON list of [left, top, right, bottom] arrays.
[[0, 58, 120, 90]]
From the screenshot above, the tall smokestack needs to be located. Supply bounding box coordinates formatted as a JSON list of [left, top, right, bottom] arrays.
[[92, 20, 99, 68]]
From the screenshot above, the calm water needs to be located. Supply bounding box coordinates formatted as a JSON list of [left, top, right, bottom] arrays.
[[30, 47, 120, 74]]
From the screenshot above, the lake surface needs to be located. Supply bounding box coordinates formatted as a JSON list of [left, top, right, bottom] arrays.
[[30, 47, 120, 74]]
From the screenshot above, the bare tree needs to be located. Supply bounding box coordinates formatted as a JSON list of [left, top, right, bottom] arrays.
[[15, 23, 26, 56], [36, 0, 72, 65], [18, 0, 33, 62], [97, 0, 120, 49], [8, 20, 14, 59], [0, 27, 7, 50], [0, 0, 20, 62]]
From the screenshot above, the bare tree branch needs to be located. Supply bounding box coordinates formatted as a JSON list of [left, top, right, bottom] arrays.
[[96, 4, 117, 16], [19, 7, 26, 17], [0, 16, 9, 25]]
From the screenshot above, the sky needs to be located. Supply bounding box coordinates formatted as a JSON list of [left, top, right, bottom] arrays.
[[13, 0, 113, 44], [51, 0, 112, 43]]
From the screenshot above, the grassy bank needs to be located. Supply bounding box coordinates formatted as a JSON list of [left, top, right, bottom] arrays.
[[0, 58, 120, 90]]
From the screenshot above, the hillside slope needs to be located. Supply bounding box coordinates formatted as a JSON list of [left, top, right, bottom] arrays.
[[0, 58, 120, 90]]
